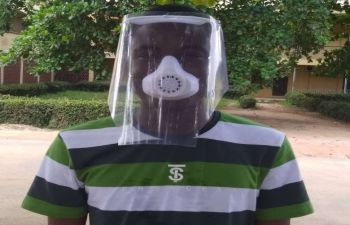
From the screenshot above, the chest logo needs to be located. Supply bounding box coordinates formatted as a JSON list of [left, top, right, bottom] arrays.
[[168, 164, 186, 183]]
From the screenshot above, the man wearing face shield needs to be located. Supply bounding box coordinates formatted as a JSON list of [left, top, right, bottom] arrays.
[[21, 4, 313, 225]]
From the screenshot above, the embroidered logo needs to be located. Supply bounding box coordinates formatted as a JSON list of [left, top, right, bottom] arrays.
[[168, 164, 186, 183]]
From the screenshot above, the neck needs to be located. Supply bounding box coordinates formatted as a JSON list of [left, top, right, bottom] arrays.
[[136, 101, 209, 136]]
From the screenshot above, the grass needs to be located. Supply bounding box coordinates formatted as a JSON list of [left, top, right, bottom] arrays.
[[217, 97, 237, 109], [39, 90, 108, 101]]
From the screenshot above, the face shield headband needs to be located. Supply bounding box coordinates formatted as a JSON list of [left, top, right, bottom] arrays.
[[108, 13, 228, 147]]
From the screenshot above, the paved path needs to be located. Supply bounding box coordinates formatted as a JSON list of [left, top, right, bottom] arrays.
[[0, 127, 350, 225]]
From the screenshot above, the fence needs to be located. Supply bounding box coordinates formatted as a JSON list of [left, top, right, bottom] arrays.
[[0, 59, 89, 85]]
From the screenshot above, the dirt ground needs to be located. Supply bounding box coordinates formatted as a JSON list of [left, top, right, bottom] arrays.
[[223, 103, 350, 160], [1, 102, 350, 225]]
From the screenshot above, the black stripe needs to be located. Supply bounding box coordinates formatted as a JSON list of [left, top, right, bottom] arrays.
[[28, 176, 87, 207], [257, 181, 309, 209], [69, 139, 278, 170], [88, 207, 255, 225]]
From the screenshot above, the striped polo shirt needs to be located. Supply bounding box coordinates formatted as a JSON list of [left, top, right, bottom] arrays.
[[22, 111, 313, 224]]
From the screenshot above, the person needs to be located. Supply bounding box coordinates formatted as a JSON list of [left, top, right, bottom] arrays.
[[22, 4, 313, 225]]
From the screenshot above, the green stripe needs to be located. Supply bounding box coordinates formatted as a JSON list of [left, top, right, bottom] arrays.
[[272, 138, 295, 168], [256, 201, 314, 220], [220, 111, 265, 127], [63, 116, 115, 131], [47, 117, 116, 167], [76, 162, 268, 188], [46, 136, 70, 166], [22, 195, 87, 219]]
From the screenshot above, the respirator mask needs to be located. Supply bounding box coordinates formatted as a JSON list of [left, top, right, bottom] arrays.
[[108, 12, 228, 146], [142, 56, 199, 100]]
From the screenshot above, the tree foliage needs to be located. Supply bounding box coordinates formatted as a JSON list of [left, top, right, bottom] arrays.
[[0, 0, 29, 34], [0, 0, 332, 92], [215, 0, 332, 93], [316, 1, 350, 79]]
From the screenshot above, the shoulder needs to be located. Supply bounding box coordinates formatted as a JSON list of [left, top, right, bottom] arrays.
[[199, 111, 286, 148], [62, 116, 116, 131], [58, 117, 119, 150]]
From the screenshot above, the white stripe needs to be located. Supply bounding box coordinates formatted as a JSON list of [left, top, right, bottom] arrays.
[[37, 156, 83, 190], [260, 160, 302, 190], [60, 126, 161, 149], [198, 121, 285, 147], [60, 127, 121, 149], [61, 121, 284, 149], [86, 186, 258, 213]]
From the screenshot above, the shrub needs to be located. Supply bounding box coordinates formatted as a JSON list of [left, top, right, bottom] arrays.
[[304, 93, 350, 103], [0, 97, 54, 127], [0, 81, 110, 97], [285, 92, 308, 107], [48, 100, 110, 128], [318, 101, 350, 122], [0, 83, 49, 96], [0, 97, 109, 128], [73, 81, 110, 92], [46, 81, 72, 93], [238, 95, 256, 109], [302, 97, 322, 111]]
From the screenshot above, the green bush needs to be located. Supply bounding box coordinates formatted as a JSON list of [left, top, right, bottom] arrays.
[[48, 100, 110, 128], [285, 92, 307, 107], [73, 81, 110, 92], [0, 94, 11, 100], [302, 97, 322, 111], [238, 95, 256, 109], [46, 81, 72, 93], [0, 83, 49, 96], [0, 97, 109, 128], [0, 81, 110, 97], [318, 101, 350, 122], [304, 93, 350, 103]]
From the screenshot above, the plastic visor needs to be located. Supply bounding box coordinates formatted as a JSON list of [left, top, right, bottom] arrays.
[[108, 13, 228, 146]]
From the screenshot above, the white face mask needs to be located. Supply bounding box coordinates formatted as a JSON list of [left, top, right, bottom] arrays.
[[142, 56, 199, 100]]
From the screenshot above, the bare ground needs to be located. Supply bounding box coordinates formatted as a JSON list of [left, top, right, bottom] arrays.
[[223, 103, 350, 160]]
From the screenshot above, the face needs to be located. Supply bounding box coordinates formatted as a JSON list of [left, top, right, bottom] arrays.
[[130, 22, 211, 108]]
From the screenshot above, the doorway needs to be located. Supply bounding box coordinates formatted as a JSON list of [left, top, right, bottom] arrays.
[[272, 77, 289, 96]]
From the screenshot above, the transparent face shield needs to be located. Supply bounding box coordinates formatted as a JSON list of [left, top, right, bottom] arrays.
[[108, 13, 228, 146]]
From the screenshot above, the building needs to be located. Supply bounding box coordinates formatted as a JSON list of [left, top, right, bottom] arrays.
[[256, 39, 350, 98]]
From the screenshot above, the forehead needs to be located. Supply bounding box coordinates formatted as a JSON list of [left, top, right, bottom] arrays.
[[131, 22, 211, 47]]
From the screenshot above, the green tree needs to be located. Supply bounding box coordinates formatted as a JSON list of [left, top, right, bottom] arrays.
[[316, 1, 350, 79], [0, 0, 332, 92]]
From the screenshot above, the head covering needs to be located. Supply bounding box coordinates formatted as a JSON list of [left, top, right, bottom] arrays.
[[108, 6, 228, 146]]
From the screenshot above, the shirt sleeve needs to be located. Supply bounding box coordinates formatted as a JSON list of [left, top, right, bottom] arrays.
[[22, 135, 88, 219], [255, 137, 314, 220]]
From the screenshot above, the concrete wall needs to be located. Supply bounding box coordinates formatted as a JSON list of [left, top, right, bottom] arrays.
[[290, 66, 343, 92], [0, 33, 17, 51], [255, 65, 345, 98]]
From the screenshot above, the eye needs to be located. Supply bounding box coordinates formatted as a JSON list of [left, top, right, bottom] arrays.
[[133, 47, 158, 61], [135, 51, 150, 60], [183, 49, 208, 60]]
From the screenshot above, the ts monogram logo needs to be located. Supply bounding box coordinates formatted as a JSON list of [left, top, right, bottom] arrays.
[[168, 164, 186, 183]]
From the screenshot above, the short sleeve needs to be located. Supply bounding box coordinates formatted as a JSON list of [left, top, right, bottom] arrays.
[[256, 137, 314, 220], [22, 136, 88, 219]]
